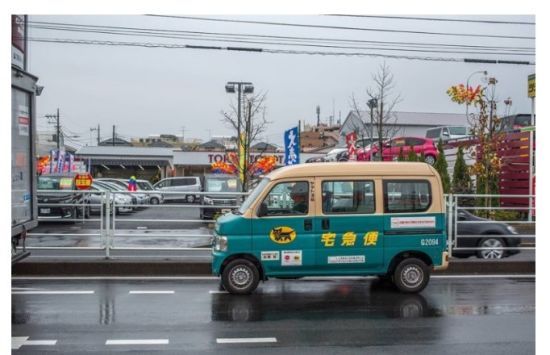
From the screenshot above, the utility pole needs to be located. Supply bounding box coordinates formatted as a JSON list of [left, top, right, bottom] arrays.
[[45, 108, 61, 150], [112, 125, 115, 147], [56, 108, 60, 150], [316, 105, 320, 127], [90, 124, 100, 145]]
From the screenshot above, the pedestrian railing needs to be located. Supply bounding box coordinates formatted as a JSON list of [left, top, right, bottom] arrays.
[[446, 193, 535, 259], [29, 190, 535, 261]]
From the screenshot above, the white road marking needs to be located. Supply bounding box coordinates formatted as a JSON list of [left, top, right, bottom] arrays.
[[106, 339, 169, 345], [12, 274, 535, 281], [12, 337, 57, 349], [13, 276, 218, 280], [12, 290, 95, 295], [209, 290, 228, 294], [217, 337, 277, 344], [431, 274, 536, 279], [129, 290, 174, 294]]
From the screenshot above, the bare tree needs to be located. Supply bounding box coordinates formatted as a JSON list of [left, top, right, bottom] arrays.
[[221, 92, 271, 191], [350, 62, 401, 160]]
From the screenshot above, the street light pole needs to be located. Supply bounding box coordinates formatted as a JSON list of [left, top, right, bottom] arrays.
[[225, 81, 254, 191], [466, 70, 488, 118]]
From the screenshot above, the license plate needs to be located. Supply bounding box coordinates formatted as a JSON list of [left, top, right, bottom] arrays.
[[40, 208, 51, 214], [221, 209, 231, 214]]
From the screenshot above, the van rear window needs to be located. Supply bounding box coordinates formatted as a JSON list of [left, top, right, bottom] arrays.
[[383, 180, 431, 213]]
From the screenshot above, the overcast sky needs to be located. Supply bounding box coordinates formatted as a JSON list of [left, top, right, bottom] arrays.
[[27, 14, 535, 148]]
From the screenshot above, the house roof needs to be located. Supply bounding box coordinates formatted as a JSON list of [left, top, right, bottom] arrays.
[[344, 110, 469, 127], [76, 146, 173, 158], [199, 140, 226, 149]]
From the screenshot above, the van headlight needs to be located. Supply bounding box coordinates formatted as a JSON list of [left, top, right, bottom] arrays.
[[214, 235, 228, 252]]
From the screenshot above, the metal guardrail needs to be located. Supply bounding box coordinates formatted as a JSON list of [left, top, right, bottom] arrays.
[[29, 190, 535, 260], [448, 193, 535, 259]]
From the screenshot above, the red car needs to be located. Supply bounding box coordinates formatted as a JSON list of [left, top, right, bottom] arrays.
[[357, 137, 439, 165]]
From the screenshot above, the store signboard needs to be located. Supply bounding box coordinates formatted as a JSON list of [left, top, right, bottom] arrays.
[[12, 15, 26, 70]]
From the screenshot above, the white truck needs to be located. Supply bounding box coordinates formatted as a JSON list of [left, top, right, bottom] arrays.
[[12, 15, 39, 263]]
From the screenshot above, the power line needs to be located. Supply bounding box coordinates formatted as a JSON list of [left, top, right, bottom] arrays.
[[27, 37, 535, 65], [27, 23, 535, 56], [326, 15, 535, 25], [146, 15, 536, 40], [28, 21, 535, 51]]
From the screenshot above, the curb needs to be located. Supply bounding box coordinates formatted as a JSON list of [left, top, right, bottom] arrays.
[[12, 260, 535, 277]]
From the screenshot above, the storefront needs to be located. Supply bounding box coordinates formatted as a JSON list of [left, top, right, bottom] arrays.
[[173, 151, 325, 177], [75, 146, 173, 183]]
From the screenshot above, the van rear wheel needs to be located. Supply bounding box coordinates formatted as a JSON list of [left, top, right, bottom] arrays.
[[393, 258, 430, 293], [222, 259, 260, 295]]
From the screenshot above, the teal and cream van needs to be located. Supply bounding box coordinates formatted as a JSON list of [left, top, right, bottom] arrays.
[[212, 162, 449, 294]]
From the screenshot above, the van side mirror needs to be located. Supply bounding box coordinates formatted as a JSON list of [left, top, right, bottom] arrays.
[[258, 202, 269, 217], [443, 131, 450, 136]]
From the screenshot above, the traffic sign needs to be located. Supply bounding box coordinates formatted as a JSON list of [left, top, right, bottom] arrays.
[[74, 173, 93, 190], [528, 73, 535, 98]]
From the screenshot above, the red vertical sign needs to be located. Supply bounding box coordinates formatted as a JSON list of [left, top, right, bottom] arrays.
[[346, 132, 357, 161]]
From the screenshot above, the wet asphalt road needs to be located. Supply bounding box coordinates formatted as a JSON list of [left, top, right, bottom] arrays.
[[12, 276, 535, 354]]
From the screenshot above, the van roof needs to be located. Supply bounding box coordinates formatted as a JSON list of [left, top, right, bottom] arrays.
[[267, 162, 438, 180]]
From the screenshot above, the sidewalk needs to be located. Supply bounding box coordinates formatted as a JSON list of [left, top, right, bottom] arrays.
[[12, 258, 535, 276]]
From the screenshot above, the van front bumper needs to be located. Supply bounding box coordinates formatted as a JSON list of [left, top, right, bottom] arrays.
[[433, 251, 449, 271], [211, 250, 227, 276]]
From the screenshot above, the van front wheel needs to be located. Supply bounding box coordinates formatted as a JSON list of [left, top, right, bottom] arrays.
[[393, 258, 430, 293], [222, 259, 260, 295]]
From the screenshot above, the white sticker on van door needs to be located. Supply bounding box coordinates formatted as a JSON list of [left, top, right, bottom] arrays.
[[391, 216, 436, 229], [281, 250, 302, 266], [261, 251, 280, 261], [328, 255, 366, 264]]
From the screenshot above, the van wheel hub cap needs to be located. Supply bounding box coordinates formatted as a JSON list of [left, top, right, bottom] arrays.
[[231, 266, 251, 288], [402, 266, 423, 287]]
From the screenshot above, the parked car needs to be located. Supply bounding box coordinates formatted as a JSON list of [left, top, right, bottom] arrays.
[[498, 114, 534, 132], [88, 183, 133, 214], [136, 179, 164, 205], [426, 126, 470, 142], [453, 209, 521, 259], [200, 175, 240, 220], [37, 175, 90, 221], [93, 180, 137, 211], [357, 137, 439, 165], [96, 178, 149, 207], [324, 148, 347, 162], [305, 156, 326, 163], [153, 176, 202, 203]]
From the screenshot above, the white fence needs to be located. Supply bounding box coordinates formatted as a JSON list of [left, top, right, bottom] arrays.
[[27, 190, 535, 261]]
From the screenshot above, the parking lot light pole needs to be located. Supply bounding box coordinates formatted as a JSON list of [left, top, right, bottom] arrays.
[[466, 70, 488, 118], [225, 82, 254, 191]]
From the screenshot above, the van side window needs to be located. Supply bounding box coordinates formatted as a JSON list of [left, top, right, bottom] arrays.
[[322, 181, 375, 214], [384, 180, 431, 213], [259, 181, 309, 216]]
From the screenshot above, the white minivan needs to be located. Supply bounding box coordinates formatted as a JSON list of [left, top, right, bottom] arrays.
[[426, 126, 470, 142], [153, 177, 202, 203]]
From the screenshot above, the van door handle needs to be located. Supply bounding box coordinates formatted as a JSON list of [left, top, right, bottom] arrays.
[[322, 218, 330, 230], [304, 219, 312, 231]]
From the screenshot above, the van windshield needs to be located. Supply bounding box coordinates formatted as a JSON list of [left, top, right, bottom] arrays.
[[238, 177, 270, 214], [449, 127, 467, 135]]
